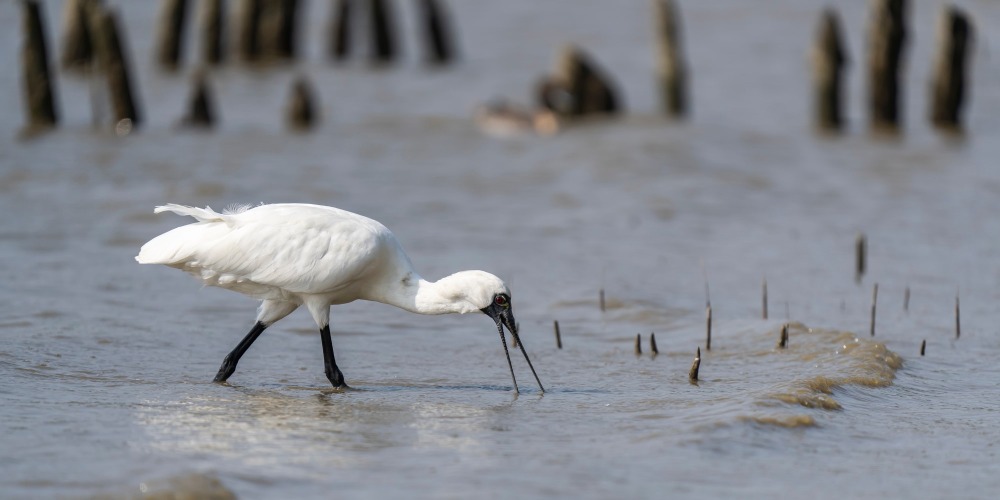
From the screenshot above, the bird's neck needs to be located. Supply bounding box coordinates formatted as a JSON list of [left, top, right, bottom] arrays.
[[377, 273, 478, 315]]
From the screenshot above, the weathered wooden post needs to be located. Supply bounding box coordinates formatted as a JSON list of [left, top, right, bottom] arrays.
[[201, 0, 225, 65], [930, 6, 972, 131], [370, 0, 398, 63], [181, 71, 215, 127], [278, 0, 300, 59], [60, 0, 96, 71], [652, 0, 688, 117], [236, 0, 262, 62], [155, 0, 189, 69], [416, 0, 455, 64], [21, 0, 59, 132], [258, 0, 300, 61], [867, 0, 907, 132], [89, 5, 141, 131], [329, 0, 352, 60], [287, 77, 317, 129], [813, 8, 847, 131]]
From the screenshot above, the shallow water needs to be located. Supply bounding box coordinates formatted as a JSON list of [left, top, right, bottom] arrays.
[[3, 0, 1000, 498]]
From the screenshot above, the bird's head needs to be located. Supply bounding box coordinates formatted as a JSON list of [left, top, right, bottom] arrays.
[[437, 270, 516, 333], [442, 270, 543, 393]]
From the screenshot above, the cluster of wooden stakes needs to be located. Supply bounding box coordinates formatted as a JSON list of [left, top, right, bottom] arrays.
[[520, 232, 960, 385], [19, 0, 974, 137]]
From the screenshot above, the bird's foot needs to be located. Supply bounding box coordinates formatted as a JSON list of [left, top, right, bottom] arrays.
[[326, 368, 348, 389]]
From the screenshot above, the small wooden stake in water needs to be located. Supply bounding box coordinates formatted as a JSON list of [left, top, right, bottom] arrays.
[[762, 278, 768, 320], [855, 233, 867, 283], [870, 283, 879, 337], [688, 347, 701, 382], [706, 305, 712, 351], [599, 288, 605, 312], [553, 320, 562, 349], [650, 333, 659, 355], [920, 339, 926, 356], [955, 294, 961, 339], [778, 323, 789, 348], [904, 285, 910, 312], [634, 333, 642, 355]]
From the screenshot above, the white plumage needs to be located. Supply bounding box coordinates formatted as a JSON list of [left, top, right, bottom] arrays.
[[136, 203, 543, 392]]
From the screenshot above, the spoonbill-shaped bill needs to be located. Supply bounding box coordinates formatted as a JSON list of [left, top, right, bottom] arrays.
[[135, 203, 544, 392]]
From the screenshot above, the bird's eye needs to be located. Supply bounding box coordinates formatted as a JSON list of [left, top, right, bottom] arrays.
[[495, 295, 509, 307]]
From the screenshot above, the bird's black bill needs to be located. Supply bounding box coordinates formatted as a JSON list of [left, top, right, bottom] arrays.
[[509, 327, 546, 394], [493, 319, 519, 393], [484, 303, 545, 393]]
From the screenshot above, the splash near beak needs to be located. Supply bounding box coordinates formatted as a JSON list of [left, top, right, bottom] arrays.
[[483, 303, 545, 393]]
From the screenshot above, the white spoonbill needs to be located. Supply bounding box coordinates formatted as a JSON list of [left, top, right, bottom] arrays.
[[135, 203, 544, 392]]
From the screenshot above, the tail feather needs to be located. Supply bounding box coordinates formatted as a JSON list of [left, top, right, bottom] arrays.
[[154, 204, 227, 223], [137, 204, 233, 265]]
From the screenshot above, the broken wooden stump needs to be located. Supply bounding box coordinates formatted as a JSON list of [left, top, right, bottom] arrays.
[[813, 8, 847, 132], [60, 0, 97, 71], [688, 347, 701, 382], [258, 0, 300, 61], [417, 0, 456, 65], [370, 0, 398, 63], [236, 0, 262, 62], [652, 0, 688, 118], [89, 5, 141, 131], [930, 6, 972, 132], [21, 0, 59, 132], [537, 45, 620, 118], [200, 0, 226, 65], [867, 0, 908, 133], [286, 77, 317, 129], [181, 71, 216, 127], [329, 0, 352, 60], [155, 0, 189, 69]]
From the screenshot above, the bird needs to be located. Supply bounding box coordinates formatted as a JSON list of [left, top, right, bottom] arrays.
[[135, 203, 544, 392]]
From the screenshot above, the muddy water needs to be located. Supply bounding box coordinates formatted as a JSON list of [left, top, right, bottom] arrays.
[[3, 0, 1000, 498]]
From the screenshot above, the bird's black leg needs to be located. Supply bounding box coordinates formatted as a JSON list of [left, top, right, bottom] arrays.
[[320, 324, 347, 388], [214, 321, 267, 383]]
